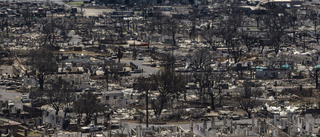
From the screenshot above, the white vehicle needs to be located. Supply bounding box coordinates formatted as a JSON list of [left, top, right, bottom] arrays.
[[137, 53, 143, 60], [111, 54, 118, 59], [81, 124, 106, 133], [8, 100, 14, 107], [21, 94, 30, 103]]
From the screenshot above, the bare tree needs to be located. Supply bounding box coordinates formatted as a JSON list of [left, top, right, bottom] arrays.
[[109, 16, 128, 44], [21, 6, 34, 31], [81, 20, 95, 43], [262, 5, 290, 55], [288, 8, 298, 43], [216, 5, 244, 63], [149, 67, 186, 118], [135, 76, 152, 127], [242, 33, 259, 53], [150, 13, 166, 35], [114, 45, 125, 63], [189, 48, 214, 104], [164, 19, 179, 47], [27, 48, 58, 90], [40, 17, 60, 49], [188, 48, 228, 109], [79, 6, 85, 18], [54, 17, 73, 41], [213, 72, 227, 109], [44, 78, 75, 118], [237, 81, 262, 118], [108, 61, 125, 83], [159, 53, 176, 71], [200, 28, 218, 50], [189, 9, 201, 41], [73, 92, 105, 125]]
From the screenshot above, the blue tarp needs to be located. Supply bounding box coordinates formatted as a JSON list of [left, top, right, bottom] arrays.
[[281, 65, 290, 69], [255, 66, 267, 71]]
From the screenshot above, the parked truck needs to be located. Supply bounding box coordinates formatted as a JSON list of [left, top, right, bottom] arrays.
[[81, 124, 106, 133]]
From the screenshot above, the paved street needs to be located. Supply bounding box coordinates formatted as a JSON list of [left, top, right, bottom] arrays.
[[271, 85, 315, 92], [0, 86, 23, 109], [102, 118, 254, 135], [68, 30, 82, 46], [121, 59, 159, 77], [42, 118, 255, 136]]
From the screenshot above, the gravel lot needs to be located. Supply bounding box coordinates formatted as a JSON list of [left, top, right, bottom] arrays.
[[80, 8, 115, 16]]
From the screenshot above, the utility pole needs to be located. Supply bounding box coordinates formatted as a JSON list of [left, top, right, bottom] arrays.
[[146, 89, 149, 127], [316, 68, 319, 90], [172, 42, 174, 72], [104, 60, 109, 91], [106, 69, 108, 91]]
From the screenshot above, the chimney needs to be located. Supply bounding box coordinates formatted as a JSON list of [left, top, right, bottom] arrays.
[[137, 125, 141, 137], [173, 126, 177, 133], [190, 120, 193, 132], [203, 119, 207, 129], [211, 117, 215, 129], [235, 124, 240, 135]]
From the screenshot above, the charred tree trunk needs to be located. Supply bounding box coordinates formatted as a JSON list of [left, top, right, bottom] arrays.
[[38, 74, 44, 90], [210, 94, 215, 110]]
